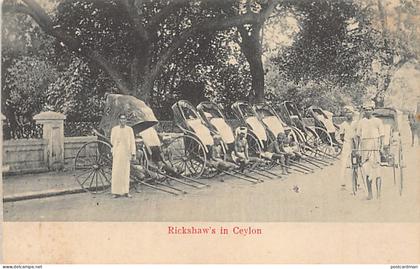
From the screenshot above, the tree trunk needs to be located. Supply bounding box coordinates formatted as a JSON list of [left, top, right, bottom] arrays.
[[248, 53, 265, 103], [138, 77, 155, 104], [238, 24, 265, 103], [374, 0, 390, 108]]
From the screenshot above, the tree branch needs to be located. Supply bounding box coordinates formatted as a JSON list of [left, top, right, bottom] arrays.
[[121, 0, 150, 41], [143, 12, 262, 94], [121, 0, 153, 89], [261, 0, 280, 22], [9, 0, 133, 95], [2, 2, 34, 17], [246, 0, 253, 13], [148, 0, 189, 31], [148, 0, 237, 34]]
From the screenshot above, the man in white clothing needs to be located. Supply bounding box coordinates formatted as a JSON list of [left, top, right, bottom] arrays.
[[338, 106, 358, 190], [356, 101, 385, 200], [110, 114, 136, 198]]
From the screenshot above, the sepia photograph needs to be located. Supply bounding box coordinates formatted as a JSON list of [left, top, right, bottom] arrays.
[[1, 0, 419, 264]]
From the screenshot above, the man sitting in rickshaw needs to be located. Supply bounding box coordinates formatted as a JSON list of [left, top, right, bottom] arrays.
[[209, 134, 238, 171], [231, 127, 265, 171], [276, 132, 304, 174], [274, 133, 293, 174], [138, 127, 179, 181], [231, 126, 288, 173]]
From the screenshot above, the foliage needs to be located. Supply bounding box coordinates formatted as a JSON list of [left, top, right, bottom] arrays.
[[268, 0, 419, 111], [3, 56, 56, 121], [150, 29, 253, 119], [275, 0, 378, 86], [267, 78, 367, 115], [202, 61, 252, 118], [45, 56, 105, 122], [3, 0, 420, 140]]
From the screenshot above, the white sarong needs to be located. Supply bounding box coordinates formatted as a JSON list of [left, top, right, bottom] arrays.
[[110, 126, 136, 195]]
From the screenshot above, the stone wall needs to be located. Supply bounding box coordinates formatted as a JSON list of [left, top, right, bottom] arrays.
[[3, 139, 48, 174], [2, 136, 99, 174]]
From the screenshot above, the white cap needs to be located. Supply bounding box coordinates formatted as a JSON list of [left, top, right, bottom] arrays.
[[235, 127, 247, 136]]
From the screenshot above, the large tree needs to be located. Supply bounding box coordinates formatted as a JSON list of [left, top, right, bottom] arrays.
[[272, 0, 419, 107], [275, 0, 377, 86], [3, 0, 279, 102]]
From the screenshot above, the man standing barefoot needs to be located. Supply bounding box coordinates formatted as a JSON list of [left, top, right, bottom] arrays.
[[356, 101, 385, 200], [110, 114, 136, 198]]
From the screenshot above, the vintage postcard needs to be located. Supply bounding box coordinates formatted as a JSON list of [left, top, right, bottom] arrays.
[[1, 0, 419, 264]]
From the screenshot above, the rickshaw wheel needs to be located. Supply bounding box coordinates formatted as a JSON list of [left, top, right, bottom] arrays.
[[290, 127, 305, 143], [392, 155, 397, 186], [304, 127, 323, 157], [163, 134, 206, 179], [351, 166, 358, 195], [74, 140, 112, 194], [398, 142, 404, 196], [309, 127, 340, 158], [247, 132, 263, 158], [290, 127, 308, 154]]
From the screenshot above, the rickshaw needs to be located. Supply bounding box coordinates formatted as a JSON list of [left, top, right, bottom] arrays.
[[172, 100, 263, 183], [73, 94, 205, 196], [196, 101, 235, 148], [306, 105, 342, 156], [196, 101, 282, 179], [231, 101, 312, 174], [350, 107, 404, 196], [253, 103, 324, 170], [277, 101, 338, 161], [231, 101, 272, 158]]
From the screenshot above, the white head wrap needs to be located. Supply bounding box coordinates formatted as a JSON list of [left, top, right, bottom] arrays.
[[235, 127, 247, 137]]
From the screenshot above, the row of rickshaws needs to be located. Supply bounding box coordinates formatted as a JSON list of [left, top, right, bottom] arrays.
[[74, 94, 404, 197]]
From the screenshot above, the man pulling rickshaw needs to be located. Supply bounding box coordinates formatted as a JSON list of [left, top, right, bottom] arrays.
[[354, 101, 385, 200]]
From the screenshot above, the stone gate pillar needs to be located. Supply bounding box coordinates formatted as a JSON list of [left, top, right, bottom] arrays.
[[34, 111, 66, 170]]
